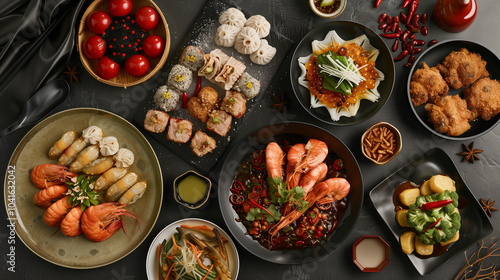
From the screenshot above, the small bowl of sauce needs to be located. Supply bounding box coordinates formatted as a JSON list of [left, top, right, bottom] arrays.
[[309, 0, 347, 18], [353, 235, 390, 272], [173, 170, 211, 209]]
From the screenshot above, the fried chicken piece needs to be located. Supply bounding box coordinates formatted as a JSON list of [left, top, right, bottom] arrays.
[[436, 48, 489, 89], [410, 62, 449, 106], [464, 77, 500, 121], [424, 95, 472, 136], [187, 86, 219, 123]]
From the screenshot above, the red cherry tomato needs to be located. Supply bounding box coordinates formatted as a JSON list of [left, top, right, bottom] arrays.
[[97, 57, 120, 80], [142, 35, 164, 57], [135, 6, 159, 31], [83, 35, 106, 59], [108, 0, 132, 17], [125, 54, 149, 77], [86, 11, 111, 35]]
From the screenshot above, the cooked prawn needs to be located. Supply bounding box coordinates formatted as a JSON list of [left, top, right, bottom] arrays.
[[269, 178, 350, 237], [299, 163, 328, 194], [43, 196, 71, 227], [285, 143, 306, 190], [60, 206, 83, 236], [33, 185, 68, 209], [81, 202, 138, 242], [294, 139, 328, 173], [265, 142, 285, 180], [30, 164, 77, 189], [48, 131, 77, 160]]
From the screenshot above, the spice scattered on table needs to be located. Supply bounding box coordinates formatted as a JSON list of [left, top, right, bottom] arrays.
[[270, 90, 287, 113], [64, 65, 80, 83], [457, 142, 483, 163], [480, 198, 497, 217], [376, 0, 436, 68]]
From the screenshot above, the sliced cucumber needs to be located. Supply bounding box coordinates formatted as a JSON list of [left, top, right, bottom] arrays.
[[321, 0, 335, 7]]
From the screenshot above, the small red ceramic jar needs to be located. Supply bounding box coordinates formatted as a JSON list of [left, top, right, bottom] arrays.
[[433, 0, 477, 33], [353, 235, 390, 272]]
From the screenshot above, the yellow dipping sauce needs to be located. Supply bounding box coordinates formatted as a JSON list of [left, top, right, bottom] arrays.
[[177, 175, 208, 204]]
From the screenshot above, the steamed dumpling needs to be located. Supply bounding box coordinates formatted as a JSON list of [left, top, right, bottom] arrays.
[[234, 27, 261, 55], [250, 39, 276, 65], [82, 126, 102, 144], [219, 8, 246, 29], [245, 15, 270, 38], [215, 24, 240, 48], [114, 148, 134, 168], [99, 136, 119, 156]]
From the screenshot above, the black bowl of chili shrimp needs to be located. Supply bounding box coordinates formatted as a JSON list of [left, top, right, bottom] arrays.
[[218, 122, 363, 264]]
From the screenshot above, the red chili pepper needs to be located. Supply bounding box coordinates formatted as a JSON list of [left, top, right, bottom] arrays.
[[404, 62, 412, 68], [252, 165, 262, 171], [376, 0, 383, 8], [407, 0, 419, 27], [249, 198, 274, 217], [394, 50, 409, 61], [402, 0, 412, 9], [378, 23, 388, 30], [420, 199, 454, 211], [294, 240, 305, 247], [295, 227, 306, 237], [252, 185, 262, 196], [233, 180, 245, 192], [181, 91, 188, 109], [381, 33, 401, 39], [400, 12, 407, 24], [392, 39, 399, 52], [242, 201, 251, 213], [308, 211, 319, 224], [390, 22, 397, 32], [412, 14, 420, 28], [408, 55, 416, 64], [316, 201, 332, 210], [193, 76, 201, 97], [413, 39, 425, 46], [423, 217, 443, 233], [400, 30, 410, 42], [420, 13, 427, 24], [333, 159, 344, 170], [384, 24, 392, 34], [378, 13, 387, 23], [229, 188, 241, 194], [429, 39, 438, 46], [230, 194, 245, 205], [259, 188, 268, 198]]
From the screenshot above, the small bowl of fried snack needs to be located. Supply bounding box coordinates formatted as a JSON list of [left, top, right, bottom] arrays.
[[407, 40, 500, 140], [361, 122, 402, 165]]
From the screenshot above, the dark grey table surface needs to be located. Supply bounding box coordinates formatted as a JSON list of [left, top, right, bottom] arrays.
[[1, 0, 500, 279]]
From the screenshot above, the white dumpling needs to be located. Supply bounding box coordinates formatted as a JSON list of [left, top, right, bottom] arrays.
[[245, 15, 270, 38], [218, 8, 246, 29], [250, 39, 276, 65], [99, 136, 119, 156], [82, 126, 102, 144], [234, 27, 261, 55], [215, 24, 240, 48], [113, 148, 134, 168]]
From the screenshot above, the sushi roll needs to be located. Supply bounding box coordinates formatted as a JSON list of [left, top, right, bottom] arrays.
[[144, 109, 170, 133], [154, 85, 181, 112], [179, 45, 205, 72], [167, 64, 193, 91], [167, 118, 193, 143], [232, 72, 261, 99]]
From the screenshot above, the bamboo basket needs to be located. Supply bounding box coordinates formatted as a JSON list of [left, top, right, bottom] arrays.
[[77, 0, 170, 88]]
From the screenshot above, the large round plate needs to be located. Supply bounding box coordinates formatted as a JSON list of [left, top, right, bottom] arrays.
[[145, 218, 239, 280], [218, 122, 363, 264], [290, 21, 395, 125], [407, 39, 500, 140], [3, 108, 163, 268]]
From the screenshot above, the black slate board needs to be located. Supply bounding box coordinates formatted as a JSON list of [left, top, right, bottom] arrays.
[[133, 0, 294, 175]]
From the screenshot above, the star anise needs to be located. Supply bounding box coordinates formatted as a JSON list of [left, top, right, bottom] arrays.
[[270, 90, 287, 113], [457, 142, 483, 163], [64, 65, 80, 83], [480, 198, 498, 217]]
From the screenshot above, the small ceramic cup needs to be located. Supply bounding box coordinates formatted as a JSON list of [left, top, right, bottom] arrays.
[[309, 0, 347, 18], [353, 235, 390, 272], [173, 170, 212, 209]]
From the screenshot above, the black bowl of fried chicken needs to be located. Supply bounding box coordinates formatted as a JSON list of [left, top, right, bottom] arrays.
[[407, 39, 500, 140]]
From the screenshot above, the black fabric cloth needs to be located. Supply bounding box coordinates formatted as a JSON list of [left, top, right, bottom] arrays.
[[0, 0, 86, 132]]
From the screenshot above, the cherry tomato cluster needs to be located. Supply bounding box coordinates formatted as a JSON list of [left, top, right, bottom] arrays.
[[83, 0, 165, 80]]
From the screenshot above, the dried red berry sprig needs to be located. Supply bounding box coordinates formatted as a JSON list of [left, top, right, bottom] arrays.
[[377, 0, 437, 68]]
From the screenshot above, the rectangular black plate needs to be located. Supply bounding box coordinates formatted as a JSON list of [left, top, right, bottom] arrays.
[[133, 0, 294, 175], [369, 148, 493, 276]]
